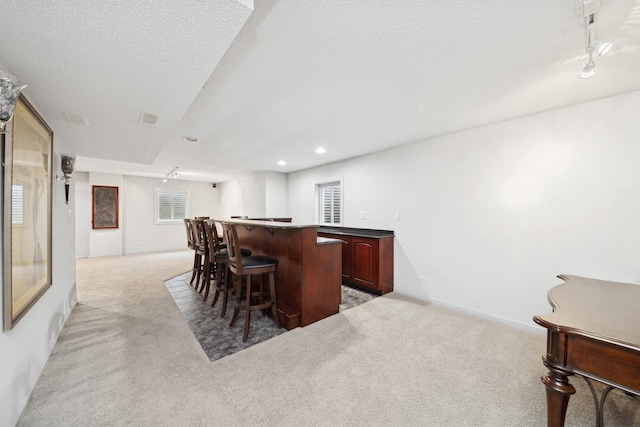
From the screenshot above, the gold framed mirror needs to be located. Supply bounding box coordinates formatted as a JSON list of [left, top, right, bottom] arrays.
[[3, 94, 53, 330]]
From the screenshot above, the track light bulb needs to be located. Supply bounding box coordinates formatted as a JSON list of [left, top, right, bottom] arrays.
[[596, 41, 614, 56]]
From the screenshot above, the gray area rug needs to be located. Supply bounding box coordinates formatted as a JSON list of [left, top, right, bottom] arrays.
[[165, 272, 377, 361], [18, 251, 640, 426]]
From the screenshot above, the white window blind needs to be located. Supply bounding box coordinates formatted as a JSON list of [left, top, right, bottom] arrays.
[[156, 190, 189, 223], [319, 181, 341, 225], [12, 185, 24, 225]]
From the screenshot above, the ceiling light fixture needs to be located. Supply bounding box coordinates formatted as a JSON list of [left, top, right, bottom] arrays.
[[166, 166, 180, 179], [577, 1, 614, 79], [277, 160, 287, 166], [578, 50, 596, 79], [315, 147, 326, 154], [0, 71, 27, 133]]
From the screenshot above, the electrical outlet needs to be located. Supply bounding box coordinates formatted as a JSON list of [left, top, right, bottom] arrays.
[[394, 211, 400, 221], [360, 211, 367, 219], [419, 276, 429, 285]]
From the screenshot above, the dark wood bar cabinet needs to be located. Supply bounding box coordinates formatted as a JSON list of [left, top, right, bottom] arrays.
[[222, 219, 343, 330]]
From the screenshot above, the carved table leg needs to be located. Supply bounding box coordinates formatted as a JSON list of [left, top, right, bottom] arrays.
[[541, 357, 576, 427]]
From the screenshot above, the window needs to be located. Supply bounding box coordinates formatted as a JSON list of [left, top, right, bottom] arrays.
[[317, 181, 342, 225], [155, 189, 189, 224], [12, 184, 24, 225]]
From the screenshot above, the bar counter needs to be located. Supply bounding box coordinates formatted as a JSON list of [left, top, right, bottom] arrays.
[[221, 219, 343, 329]]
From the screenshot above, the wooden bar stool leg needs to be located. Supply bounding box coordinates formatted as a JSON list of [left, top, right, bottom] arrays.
[[194, 253, 202, 291], [243, 275, 252, 342], [211, 261, 223, 308], [220, 266, 231, 318], [193, 261, 198, 289], [229, 274, 242, 328], [202, 260, 211, 302], [197, 253, 206, 293], [258, 275, 266, 315], [190, 253, 198, 286]]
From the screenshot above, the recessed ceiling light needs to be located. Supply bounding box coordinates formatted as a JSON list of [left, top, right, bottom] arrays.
[[315, 147, 326, 154], [277, 160, 287, 166], [183, 136, 199, 143]]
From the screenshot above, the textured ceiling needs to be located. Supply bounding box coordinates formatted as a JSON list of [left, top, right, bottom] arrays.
[[2, 0, 640, 183]]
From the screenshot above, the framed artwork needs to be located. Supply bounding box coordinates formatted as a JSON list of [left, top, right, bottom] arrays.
[[92, 185, 119, 229], [3, 94, 53, 330]]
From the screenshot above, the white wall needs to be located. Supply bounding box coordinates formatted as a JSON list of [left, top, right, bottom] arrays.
[[219, 171, 288, 219], [1, 128, 77, 426], [123, 176, 220, 254], [76, 174, 220, 256], [265, 171, 288, 217], [289, 90, 640, 330], [74, 172, 91, 258]]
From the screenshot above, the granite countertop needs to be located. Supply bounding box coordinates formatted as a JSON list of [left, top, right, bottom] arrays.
[[317, 226, 394, 238], [222, 218, 317, 229], [220, 219, 394, 238]]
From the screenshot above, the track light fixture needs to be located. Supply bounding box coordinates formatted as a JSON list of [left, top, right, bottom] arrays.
[[577, 3, 614, 79], [166, 166, 180, 179]]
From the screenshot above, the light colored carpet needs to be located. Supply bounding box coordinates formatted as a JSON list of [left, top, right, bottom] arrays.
[[17, 251, 640, 426]]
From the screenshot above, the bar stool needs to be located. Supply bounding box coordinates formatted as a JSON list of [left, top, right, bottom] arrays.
[[189, 219, 207, 292], [201, 220, 251, 314], [183, 218, 195, 250], [184, 219, 200, 286], [222, 222, 282, 342]]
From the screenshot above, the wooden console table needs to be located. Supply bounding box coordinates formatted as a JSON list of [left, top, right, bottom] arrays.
[[221, 219, 342, 330], [533, 274, 640, 427]]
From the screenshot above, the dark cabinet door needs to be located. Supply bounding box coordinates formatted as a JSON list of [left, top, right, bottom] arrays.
[[351, 238, 379, 289]]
